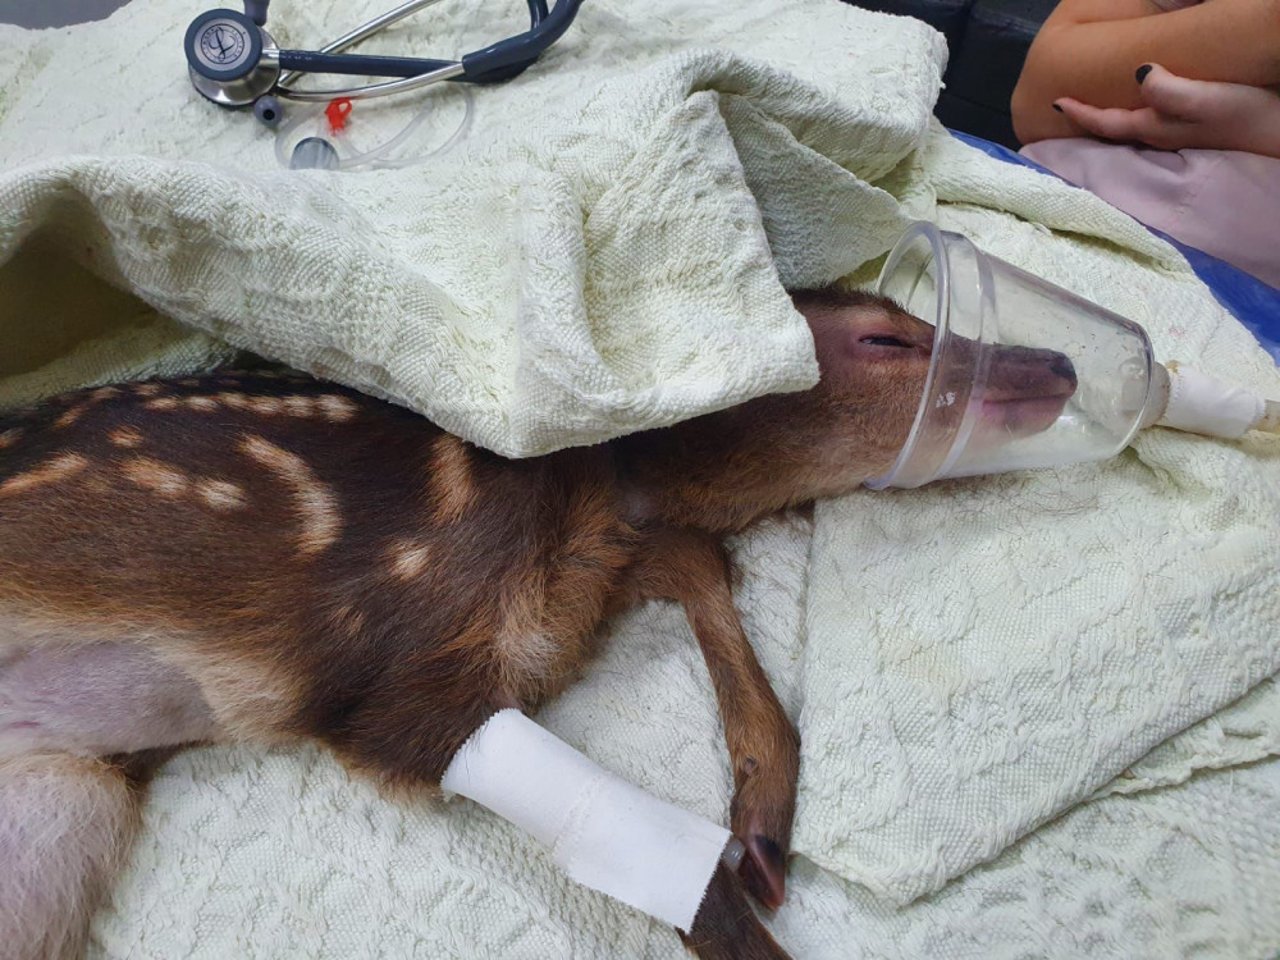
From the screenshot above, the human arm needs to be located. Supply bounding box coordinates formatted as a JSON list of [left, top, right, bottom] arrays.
[[1053, 63, 1280, 156], [1011, 0, 1280, 144]]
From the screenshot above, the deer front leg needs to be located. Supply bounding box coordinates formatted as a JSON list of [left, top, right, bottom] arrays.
[[443, 708, 792, 960], [683, 552, 800, 910], [680, 862, 792, 960], [634, 529, 801, 910]]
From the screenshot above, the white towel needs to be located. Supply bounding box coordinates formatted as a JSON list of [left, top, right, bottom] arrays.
[[1, 0, 1278, 956]]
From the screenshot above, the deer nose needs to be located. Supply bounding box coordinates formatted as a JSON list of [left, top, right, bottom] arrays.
[[1049, 353, 1077, 389]]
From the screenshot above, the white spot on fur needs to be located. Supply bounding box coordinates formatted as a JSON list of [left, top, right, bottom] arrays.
[[109, 427, 143, 449], [185, 396, 218, 412], [316, 395, 358, 422], [196, 479, 246, 511], [144, 397, 179, 412], [494, 627, 559, 685], [430, 434, 476, 523], [0, 453, 88, 496], [121, 458, 188, 498], [388, 540, 432, 581], [133, 383, 162, 397], [249, 397, 283, 416], [240, 435, 340, 553], [54, 406, 85, 429], [282, 395, 314, 418], [90, 387, 120, 401]]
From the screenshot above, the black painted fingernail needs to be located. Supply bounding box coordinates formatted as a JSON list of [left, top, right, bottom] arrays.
[[1052, 103, 1064, 113], [1136, 64, 1152, 84]]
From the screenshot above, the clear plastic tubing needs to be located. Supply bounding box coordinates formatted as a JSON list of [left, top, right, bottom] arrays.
[[289, 136, 340, 170], [274, 84, 474, 171]]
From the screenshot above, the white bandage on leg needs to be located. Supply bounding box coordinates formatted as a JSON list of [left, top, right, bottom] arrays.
[[441, 709, 731, 932], [1157, 363, 1268, 438]]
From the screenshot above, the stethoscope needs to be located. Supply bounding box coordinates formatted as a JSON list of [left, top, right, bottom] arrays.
[[184, 0, 586, 126]]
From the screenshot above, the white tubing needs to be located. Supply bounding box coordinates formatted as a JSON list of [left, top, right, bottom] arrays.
[[1156, 363, 1269, 438], [441, 710, 731, 932]]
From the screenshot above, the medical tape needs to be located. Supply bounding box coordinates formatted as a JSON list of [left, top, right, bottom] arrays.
[[1158, 363, 1266, 438], [441, 709, 730, 931]]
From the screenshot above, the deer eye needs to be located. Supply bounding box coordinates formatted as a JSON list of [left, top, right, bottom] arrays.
[[860, 335, 911, 348]]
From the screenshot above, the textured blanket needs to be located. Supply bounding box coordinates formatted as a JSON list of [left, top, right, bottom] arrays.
[[1, 0, 1278, 957]]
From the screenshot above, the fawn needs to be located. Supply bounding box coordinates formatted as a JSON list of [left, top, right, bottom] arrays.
[[0, 288, 1076, 959]]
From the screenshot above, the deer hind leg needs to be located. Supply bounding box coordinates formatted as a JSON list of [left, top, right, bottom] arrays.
[[0, 752, 143, 960], [0, 624, 223, 960], [631, 529, 801, 912]]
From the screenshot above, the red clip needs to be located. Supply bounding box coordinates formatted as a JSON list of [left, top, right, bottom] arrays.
[[325, 98, 353, 135]]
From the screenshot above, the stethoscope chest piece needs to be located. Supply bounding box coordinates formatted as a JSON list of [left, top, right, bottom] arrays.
[[185, 8, 280, 108]]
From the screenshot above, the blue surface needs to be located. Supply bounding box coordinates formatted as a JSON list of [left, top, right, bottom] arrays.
[[948, 129, 1280, 364]]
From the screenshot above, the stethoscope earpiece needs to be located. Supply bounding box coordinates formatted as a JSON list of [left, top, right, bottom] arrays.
[[253, 95, 283, 127]]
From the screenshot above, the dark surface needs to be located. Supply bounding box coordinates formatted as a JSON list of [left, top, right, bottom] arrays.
[[0, 0, 133, 28], [853, 0, 977, 52], [845, 0, 1058, 148]]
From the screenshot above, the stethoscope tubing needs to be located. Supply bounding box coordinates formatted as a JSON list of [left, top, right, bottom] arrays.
[[268, 0, 577, 102], [275, 59, 466, 102], [276, 0, 450, 90]]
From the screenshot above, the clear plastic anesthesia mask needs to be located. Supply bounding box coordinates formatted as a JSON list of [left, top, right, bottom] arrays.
[[867, 222, 1278, 489]]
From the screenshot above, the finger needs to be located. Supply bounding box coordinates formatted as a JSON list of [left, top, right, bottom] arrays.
[[1054, 99, 1192, 149], [1054, 99, 1159, 141], [1136, 63, 1213, 120]]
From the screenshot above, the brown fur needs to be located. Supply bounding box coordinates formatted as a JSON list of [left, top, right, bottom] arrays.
[[680, 863, 792, 960], [0, 290, 969, 959]]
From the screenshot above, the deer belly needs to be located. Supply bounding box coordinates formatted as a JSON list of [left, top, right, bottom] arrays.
[[0, 634, 220, 758]]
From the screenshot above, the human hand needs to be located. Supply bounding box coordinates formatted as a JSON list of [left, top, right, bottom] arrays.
[[1053, 63, 1280, 157]]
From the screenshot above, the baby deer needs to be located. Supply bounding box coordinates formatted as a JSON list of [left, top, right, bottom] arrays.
[[0, 288, 1076, 960]]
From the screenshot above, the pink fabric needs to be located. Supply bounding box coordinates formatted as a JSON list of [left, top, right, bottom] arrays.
[[1021, 138, 1280, 289]]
